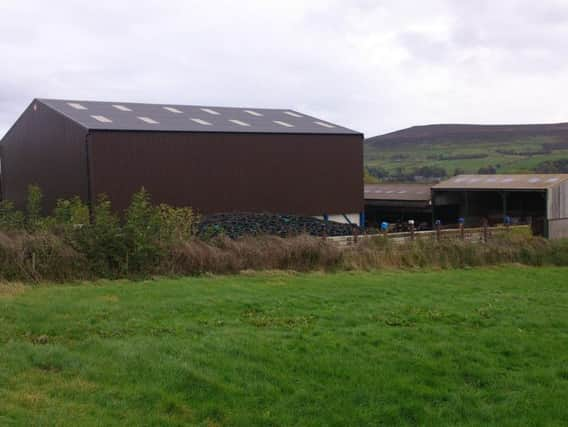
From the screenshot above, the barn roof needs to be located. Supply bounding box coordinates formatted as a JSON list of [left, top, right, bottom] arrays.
[[364, 184, 431, 201], [433, 174, 568, 190], [36, 99, 361, 135]]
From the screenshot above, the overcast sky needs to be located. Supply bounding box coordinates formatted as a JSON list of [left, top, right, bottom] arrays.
[[1, 0, 568, 138]]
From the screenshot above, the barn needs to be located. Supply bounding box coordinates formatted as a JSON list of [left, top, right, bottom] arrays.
[[364, 184, 432, 230], [432, 174, 568, 239], [0, 99, 363, 222]]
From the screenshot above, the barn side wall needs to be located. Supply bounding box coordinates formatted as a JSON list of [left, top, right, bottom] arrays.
[[548, 181, 568, 239], [89, 131, 363, 215], [0, 101, 89, 212]]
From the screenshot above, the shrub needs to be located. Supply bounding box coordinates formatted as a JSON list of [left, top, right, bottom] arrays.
[[70, 194, 127, 277], [25, 185, 44, 231], [0, 200, 25, 230], [123, 188, 162, 273], [53, 196, 90, 227], [156, 204, 200, 244]]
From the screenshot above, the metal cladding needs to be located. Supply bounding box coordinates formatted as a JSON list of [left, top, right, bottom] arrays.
[[88, 131, 363, 214], [434, 174, 568, 190], [0, 99, 364, 216], [37, 99, 361, 135]]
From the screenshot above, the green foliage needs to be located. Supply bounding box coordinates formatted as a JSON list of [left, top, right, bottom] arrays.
[[123, 188, 162, 273], [478, 165, 497, 174], [71, 194, 126, 277], [533, 158, 568, 173], [156, 203, 199, 243], [363, 168, 380, 184], [25, 184, 44, 231], [0, 200, 24, 230], [53, 196, 90, 226]]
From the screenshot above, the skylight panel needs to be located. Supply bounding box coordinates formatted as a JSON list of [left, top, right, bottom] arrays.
[[190, 118, 212, 126], [546, 177, 560, 183], [229, 119, 250, 127], [67, 102, 87, 110], [244, 110, 263, 117], [502, 178, 514, 183], [163, 106, 183, 114], [397, 190, 407, 194], [113, 104, 132, 112], [314, 121, 335, 128], [273, 120, 294, 128], [201, 108, 220, 115], [137, 116, 159, 124], [284, 111, 302, 118], [90, 115, 112, 123]]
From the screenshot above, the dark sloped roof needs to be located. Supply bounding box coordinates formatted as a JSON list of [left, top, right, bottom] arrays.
[[433, 174, 568, 190], [37, 98, 361, 135]]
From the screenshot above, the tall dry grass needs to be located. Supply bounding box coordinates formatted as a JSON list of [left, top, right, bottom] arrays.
[[0, 230, 566, 282], [342, 234, 568, 270], [160, 235, 343, 275]]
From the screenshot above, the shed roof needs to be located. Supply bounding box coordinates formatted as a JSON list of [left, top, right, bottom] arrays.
[[364, 184, 431, 201], [433, 174, 568, 190], [36, 99, 361, 135]]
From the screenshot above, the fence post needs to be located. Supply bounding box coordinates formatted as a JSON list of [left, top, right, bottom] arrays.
[[458, 217, 465, 241], [435, 220, 441, 241], [408, 219, 415, 241], [482, 218, 488, 243], [504, 215, 511, 233], [31, 252, 36, 273], [380, 221, 389, 239]]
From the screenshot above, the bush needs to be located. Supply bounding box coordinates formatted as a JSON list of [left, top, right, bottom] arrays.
[[0, 185, 567, 282], [0, 200, 25, 230], [70, 194, 127, 277]]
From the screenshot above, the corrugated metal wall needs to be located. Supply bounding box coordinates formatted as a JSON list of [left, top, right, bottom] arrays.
[[548, 180, 568, 239], [548, 180, 568, 219], [0, 101, 89, 212], [89, 131, 363, 215]]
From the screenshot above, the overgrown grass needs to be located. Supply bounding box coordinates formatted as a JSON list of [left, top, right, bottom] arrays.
[[1, 268, 568, 425], [1, 229, 567, 282]]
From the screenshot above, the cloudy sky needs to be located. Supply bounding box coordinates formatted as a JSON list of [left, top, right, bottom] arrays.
[[1, 0, 568, 138]]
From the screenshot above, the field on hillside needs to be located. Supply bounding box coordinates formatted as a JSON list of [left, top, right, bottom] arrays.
[[2, 268, 568, 426], [365, 135, 568, 177]]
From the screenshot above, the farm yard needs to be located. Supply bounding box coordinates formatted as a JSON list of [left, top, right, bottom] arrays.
[[1, 267, 568, 426]]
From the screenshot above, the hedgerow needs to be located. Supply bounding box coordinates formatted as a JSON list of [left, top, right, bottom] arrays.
[[0, 185, 567, 282]]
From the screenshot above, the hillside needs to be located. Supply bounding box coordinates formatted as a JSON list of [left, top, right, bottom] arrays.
[[365, 123, 568, 181]]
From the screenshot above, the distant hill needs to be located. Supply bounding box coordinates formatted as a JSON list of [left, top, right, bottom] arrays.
[[364, 123, 568, 181], [366, 123, 568, 148]]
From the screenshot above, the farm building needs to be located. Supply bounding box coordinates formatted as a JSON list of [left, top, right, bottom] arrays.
[[364, 184, 432, 230], [0, 99, 363, 222], [432, 174, 568, 239]]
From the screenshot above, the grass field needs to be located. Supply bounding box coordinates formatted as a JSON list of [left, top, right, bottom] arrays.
[[2, 268, 568, 426], [364, 136, 568, 175]]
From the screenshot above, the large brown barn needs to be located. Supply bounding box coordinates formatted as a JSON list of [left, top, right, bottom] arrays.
[[0, 99, 363, 222]]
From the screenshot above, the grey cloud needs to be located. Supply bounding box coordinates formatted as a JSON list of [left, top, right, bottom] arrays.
[[1, 0, 568, 138]]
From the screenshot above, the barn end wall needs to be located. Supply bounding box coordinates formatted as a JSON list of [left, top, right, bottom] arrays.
[[0, 101, 89, 212], [89, 131, 363, 216]]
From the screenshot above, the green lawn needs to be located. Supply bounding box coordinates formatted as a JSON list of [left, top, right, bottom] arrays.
[[1, 268, 568, 426]]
